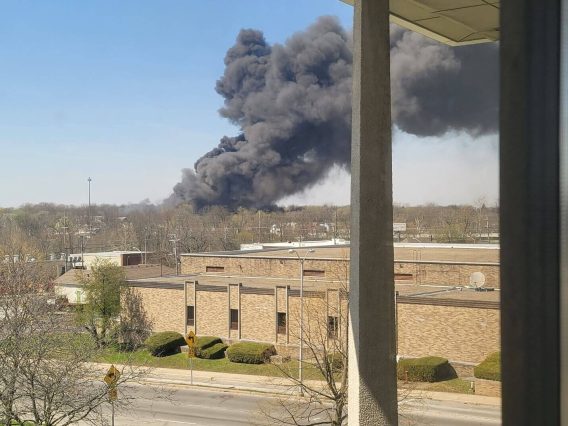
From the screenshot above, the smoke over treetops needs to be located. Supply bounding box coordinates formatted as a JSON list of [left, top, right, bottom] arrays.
[[172, 16, 498, 210]]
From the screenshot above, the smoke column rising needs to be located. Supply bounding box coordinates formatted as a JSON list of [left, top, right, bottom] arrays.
[[172, 17, 498, 209]]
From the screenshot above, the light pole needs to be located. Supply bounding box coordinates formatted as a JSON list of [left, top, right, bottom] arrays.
[[169, 234, 180, 275], [289, 248, 315, 396], [88, 177, 92, 235]]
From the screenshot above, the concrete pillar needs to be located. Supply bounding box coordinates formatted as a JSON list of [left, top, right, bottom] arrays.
[[348, 0, 398, 425], [501, 1, 562, 424]]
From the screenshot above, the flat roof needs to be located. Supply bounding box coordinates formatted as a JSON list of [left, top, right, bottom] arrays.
[[183, 244, 499, 263], [127, 273, 499, 303], [341, 0, 499, 46], [55, 264, 176, 286]]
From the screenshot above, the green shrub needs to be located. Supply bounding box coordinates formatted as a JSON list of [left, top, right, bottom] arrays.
[[196, 336, 223, 351], [144, 331, 185, 357], [198, 343, 228, 359], [474, 352, 501, 381], [226, 342, 276, 364], [397, 356, 456, 382]]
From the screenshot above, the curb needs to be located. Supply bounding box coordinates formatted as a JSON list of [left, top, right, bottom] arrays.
[[141, 377, 292, 397]]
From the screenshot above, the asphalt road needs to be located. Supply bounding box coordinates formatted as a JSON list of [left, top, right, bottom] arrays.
[[107, 385, 501, 426]]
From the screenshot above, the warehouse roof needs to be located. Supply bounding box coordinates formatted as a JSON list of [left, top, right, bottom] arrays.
[[55, 264, 176, 286], [182, 243, 499, 263]]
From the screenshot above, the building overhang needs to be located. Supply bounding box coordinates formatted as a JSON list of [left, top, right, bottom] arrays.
[[340, 0, 500, 46]]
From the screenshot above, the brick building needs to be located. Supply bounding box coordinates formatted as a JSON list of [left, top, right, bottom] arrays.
[[128, 243, 500, 364]]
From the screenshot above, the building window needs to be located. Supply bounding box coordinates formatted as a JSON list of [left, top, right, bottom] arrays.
[[230, 309, 239, 330], [327, 316, 339, 339], [394, 273, 413, 281], [277, 312, 287, 334], [186, 305, 195, 326], [206, 266, 225, 273], [303, 269, 325, 277]]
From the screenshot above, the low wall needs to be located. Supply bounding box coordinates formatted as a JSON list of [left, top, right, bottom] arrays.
[[397, 297, 500, 364]]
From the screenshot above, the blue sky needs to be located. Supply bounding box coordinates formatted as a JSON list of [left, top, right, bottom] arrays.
[[0, 1, 497, 207]]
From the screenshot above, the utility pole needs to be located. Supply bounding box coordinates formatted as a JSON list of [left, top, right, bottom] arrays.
[[62, 212, 69, 271], [334, 207, 339, 241], [258, 210, 261, 243], [80, 236, 85, 269], [88, 177, 92, 235], [144, 227, 148, 265], [169, 234, 180, 275]]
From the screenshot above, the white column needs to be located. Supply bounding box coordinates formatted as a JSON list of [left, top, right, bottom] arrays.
[[348, 0, 398, 424]]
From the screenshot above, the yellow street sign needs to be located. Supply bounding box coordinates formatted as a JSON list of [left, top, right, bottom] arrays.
[[185, 331, 196, 358], [185, 331, 196, 346], [104, 365, 121, 386]]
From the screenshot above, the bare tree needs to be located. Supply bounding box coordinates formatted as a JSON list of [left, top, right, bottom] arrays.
[[260, 260, 349, 426], [117, 286, 153, 350], [259, 254, 422, 426], [0, 259, 163, 426]]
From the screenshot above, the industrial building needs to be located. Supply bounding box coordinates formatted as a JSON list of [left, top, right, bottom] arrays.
[[127, 242, 500, 365]]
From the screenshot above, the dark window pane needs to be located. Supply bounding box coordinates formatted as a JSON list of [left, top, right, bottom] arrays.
[[303, 269, 325, 277], [230, 309, 239, 330], [187, 305, 194, 326], [327, 316, 338, 339], [277, 312, 286, 334]]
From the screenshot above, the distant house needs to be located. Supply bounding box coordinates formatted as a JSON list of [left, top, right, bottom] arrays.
[[66, 250, 148, 270]]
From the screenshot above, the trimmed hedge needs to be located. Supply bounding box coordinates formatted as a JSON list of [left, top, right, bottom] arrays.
[[196, 336, 223, 351], [226, 342, 276, 364], [144, 331, 185, 357], [474, 352, 501, 381], [397, 356, 456, 382], [199, 343, 228, 359]]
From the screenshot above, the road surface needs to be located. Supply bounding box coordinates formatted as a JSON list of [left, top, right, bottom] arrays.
[[103, 385, 501, 426]]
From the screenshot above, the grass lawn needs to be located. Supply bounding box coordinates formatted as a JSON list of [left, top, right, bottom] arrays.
[[97, 347, 474, 394], [399, 378, 474, 394], [96, 347, 327, 381]]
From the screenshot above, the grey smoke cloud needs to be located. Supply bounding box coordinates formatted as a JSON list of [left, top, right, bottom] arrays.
[[172, 17, 498, 209]]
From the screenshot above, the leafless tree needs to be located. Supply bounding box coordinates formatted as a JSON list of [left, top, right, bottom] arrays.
[[259, 260, 349, 426], [0, 259, 161, 425]]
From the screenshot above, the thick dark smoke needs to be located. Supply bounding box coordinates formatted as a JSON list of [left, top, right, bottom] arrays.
[[172, 17, 498, 209]]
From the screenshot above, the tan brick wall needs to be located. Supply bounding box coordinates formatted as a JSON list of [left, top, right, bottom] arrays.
[[183, 255, 499, 288], [196, 291, 228, 338], [276, 286, 287, 312], [181, 255, 349, 280], [186, 282, 195, 305], [133, 282, 500, 364], [133, 287, 184, 334], [394, 262, 499, 288], [397, 303, 500, 363], [240, 293, 275, 342], [287, 296, 331, 346], [229, 284, 239, 309]]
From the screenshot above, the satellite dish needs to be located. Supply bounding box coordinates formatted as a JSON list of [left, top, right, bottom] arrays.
[[469, 272, 486, 289]]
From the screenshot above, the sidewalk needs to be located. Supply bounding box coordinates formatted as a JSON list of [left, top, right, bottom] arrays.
[[97, 362, 501, 407]]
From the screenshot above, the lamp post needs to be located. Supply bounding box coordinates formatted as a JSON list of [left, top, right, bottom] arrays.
[[288, 248, 315, 396], [87, 177, 92, 235]]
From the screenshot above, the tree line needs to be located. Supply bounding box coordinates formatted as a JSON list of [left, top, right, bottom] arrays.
[[0, 202, 499, 264]]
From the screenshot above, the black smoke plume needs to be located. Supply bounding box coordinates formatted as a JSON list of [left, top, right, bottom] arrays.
[[172, 17, 498, 209]]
